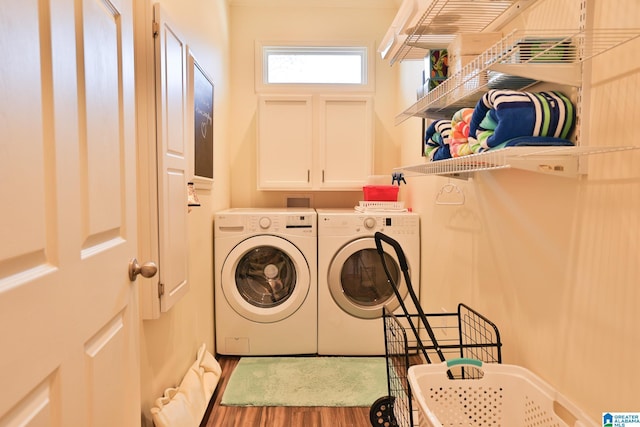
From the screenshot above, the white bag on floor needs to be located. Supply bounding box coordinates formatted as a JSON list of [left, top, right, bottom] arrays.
[[151, 344, 221, 427]]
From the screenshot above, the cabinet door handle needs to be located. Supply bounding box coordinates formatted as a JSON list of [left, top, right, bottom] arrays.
[[322, 170, 325, 183], [307, 170, 310, 182]]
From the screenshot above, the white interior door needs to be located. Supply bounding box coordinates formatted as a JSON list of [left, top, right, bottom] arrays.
[[0, 0, 141, 425]]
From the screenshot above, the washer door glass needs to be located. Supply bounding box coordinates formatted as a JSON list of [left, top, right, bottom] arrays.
[[328, 238, 408, 319], [235, 246, 296, 308], [221, 235, 310, 323]]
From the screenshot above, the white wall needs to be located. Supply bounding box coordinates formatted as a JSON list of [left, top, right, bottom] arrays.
[[228, 0, 400, 208], [398, 0, 640, 420], [134, 0, 231, 424]]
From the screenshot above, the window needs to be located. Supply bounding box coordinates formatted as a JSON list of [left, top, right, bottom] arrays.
[[264, 46, 367, 84], [256, 42, 374, 92]]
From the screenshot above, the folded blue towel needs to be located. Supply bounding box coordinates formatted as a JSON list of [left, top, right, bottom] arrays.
[[424, 119, 452, 161], [504, 136, 575, 147], [469, 89, 576, 150]]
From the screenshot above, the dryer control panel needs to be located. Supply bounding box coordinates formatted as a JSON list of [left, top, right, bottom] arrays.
[[318, 211, 418, 236], [358, 214, 418, 235]]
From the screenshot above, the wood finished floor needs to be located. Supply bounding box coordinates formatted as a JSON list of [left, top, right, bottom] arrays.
[[200, 356, 372, 427]]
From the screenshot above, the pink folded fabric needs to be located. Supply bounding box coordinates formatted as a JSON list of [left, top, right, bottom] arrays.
[[448, 108, 476, 157]]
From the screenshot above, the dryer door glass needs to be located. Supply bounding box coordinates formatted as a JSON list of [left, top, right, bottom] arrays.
[[328, 237, 409, 319], [235, 245, 297, 308], [340, 248, 400, 307]]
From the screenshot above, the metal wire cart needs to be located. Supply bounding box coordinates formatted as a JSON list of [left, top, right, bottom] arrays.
[[370, 232, 503, 427]]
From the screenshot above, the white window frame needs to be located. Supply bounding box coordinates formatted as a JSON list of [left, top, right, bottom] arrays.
[[255, 41, 375, 93]]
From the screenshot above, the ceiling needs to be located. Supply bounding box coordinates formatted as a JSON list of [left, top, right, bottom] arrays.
[[228, 0, 401, 9]]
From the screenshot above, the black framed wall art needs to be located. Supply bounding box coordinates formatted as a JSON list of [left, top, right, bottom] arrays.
[[190, 52, 214, 187]]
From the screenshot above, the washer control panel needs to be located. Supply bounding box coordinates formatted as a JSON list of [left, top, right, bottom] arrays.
[[216, 210, 316, 236]]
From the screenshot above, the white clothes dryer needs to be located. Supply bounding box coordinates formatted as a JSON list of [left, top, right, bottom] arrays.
[[317, 209, 420, 355], [214, 208, 317, 355]]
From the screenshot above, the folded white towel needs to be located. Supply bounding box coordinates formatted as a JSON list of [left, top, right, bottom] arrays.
[[151, 344, 221, 427], [354, 206, 408, 213]]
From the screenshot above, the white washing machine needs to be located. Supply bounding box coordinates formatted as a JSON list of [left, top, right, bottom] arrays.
[[317, 208, 420, 355], [214, 208, 317, 355]]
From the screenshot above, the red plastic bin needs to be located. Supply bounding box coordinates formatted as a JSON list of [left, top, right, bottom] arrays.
[[363, 185, 399, 202]]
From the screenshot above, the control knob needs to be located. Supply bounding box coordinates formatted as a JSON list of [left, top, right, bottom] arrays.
[[363, 217, 376, 229], [259, 217, 271, 229]]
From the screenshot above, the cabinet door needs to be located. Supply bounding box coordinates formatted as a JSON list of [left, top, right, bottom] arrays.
[[258, 95, 313, 189], [152, 4, 190, 317], [318, 96, 373, 189]]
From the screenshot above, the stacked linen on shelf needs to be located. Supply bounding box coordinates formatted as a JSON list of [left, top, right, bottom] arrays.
[[422, 108, 481, 161], [448, 107, 477, 157], [469, 89, 576, 150], [423, 119, 452, 160], [354, 201, 407, 213], [422, 89, 576, 162]]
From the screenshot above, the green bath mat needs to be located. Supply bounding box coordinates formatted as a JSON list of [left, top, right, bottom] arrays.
[[220, 356, 387, 407]]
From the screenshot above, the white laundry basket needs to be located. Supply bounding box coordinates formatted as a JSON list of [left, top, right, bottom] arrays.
[[407, 358, 597, 427]]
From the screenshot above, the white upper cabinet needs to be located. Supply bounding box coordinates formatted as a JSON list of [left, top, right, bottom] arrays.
[[318, 96, 373, 189], [258, 94, 373, 190], [257, 95, 314, 189]]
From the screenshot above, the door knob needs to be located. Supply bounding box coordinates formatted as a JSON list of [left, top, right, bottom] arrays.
[[128, 258, 158, 281]]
